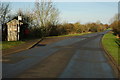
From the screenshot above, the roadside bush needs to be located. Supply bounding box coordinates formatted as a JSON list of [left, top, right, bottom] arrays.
[[97, 25, 105, 32], [104, 24, 109, 29], [57, 24, 68, 35], [48, 25, 59, 36], [28, 21, 107, 39], [110, 14, 120, 38], [89, 23, 98, 32], [29, 27, 43, 38], [73, 22, 83, 33], [110, 20, 120, 38]]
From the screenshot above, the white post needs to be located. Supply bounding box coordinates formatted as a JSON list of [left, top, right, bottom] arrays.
[[17, 23, 20, 40], [18, 16, 22, 41]]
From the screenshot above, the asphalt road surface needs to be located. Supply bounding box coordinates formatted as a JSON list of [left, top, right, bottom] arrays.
[[2, 31, 117, 78]]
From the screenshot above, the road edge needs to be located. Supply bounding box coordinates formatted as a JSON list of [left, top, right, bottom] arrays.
[[2, 38, 43, 56], [29, 38, 44, 49], [100, 32, 120, 78]]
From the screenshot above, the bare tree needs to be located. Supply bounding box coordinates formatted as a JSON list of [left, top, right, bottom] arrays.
[[0, 2, 10, 27], [17, 8, 34, 27], [0, 2, 10, 40], [110, 14, 119, 24], [34, 0, 59, 36], [34, 0, 59, 26]]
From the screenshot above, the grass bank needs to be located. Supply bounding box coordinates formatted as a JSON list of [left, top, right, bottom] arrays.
[[1, 37, 42, 50], [102, 31, 120, 65]]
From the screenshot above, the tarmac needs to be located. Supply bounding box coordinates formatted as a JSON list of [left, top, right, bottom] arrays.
[[2, 31, 120, 78]]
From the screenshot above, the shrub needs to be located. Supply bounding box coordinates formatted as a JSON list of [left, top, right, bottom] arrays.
[[110, 20, 120, 38]]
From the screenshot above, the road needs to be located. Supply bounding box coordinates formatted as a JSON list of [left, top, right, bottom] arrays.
[[2, 31, 117, 78]]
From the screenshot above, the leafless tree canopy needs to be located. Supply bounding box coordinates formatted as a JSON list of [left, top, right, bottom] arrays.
[[16, 9, 33, 27], [0, 2, 10, 27], [34, 0, 59, 27]]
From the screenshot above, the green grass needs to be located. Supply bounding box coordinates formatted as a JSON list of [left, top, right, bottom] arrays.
[[1, 41, 25, 50], [102, 32, 120, 65], [47, 32, 92, 38], [106, 28, 112, 30]]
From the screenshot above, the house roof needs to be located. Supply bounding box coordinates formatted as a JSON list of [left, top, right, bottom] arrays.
[[7, 19, 23, 26]]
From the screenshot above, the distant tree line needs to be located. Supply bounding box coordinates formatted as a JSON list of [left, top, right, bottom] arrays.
[[46, 22, 108, 36]]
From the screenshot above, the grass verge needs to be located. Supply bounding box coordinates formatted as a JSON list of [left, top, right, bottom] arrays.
[[102, 31, 120, 65], [1, 41, 26, 50], [47, 32, 92, 38]]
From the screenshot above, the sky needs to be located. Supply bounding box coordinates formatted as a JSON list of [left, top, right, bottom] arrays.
[[55, 2, 118, 24], [6, 1, 118, 24], [1, 0, 120, 2]]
